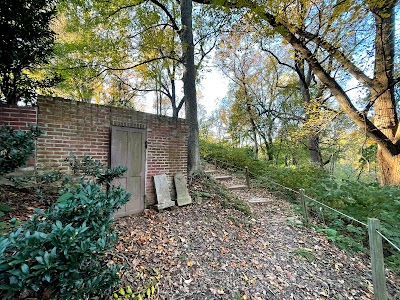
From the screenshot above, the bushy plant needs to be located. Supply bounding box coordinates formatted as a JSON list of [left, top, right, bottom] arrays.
[[0, 158, 130, 299], [0, 124, 42, 175], [201, 140, 400, 271], [0, 204, 12, 233], [200, 140, 267, 175], [65, 154, 128, 185], [9, 154, 128, 203]]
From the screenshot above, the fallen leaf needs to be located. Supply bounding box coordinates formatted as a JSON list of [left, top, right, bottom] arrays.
[[210, 288, 225, 295], [220, 247, 229, 254], [187, 260, 194, 267]]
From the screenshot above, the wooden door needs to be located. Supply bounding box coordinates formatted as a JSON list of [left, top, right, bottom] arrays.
[[111, 126, 146, 217]]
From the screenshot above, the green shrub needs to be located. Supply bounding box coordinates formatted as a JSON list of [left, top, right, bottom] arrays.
[[201, 140, 400, 271], [0, 158, 130, 299], [9, 154, 128, 203], [200, 140, 268, 176], [0, 204, 12, 233], [0, 124, 42, 175]]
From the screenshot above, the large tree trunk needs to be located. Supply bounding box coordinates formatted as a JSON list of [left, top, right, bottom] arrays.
[[377, 148, 400, 185], [180, 0, 201, 174], [308, 134, 323, 167], [263, 136, 274, 161], [371, 1, 398, 185], [296, 55, 324, 168], [374, 89, 399, 185]]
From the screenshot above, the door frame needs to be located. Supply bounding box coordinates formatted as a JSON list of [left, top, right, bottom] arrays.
[[110, 126, 147, 217]]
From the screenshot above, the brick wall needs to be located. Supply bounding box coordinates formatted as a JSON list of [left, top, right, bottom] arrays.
[[0, 105, 38, 168], [1, 97, 188, 207], [36, 97, 110, 172]]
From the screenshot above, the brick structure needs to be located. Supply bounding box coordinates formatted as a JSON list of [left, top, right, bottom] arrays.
[[0, 97, 188, 207], [0, 105, 38, 168]]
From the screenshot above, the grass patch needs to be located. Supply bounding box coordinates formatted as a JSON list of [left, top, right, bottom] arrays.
[[292, 248, 315, 262]]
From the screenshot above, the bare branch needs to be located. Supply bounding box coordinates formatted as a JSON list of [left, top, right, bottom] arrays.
[[129, 23, 178, 39], [149, 0, 180, 31], [106, 2, 146, 19], [260, 45, 296, 72], [288, 26, 376, 90], [88, 56, 171, 81]]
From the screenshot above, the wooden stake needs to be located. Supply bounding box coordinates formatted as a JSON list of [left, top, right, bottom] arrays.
[[245, 166, 250, 188], [368, 218, 388, 300], [299, 189, 308, 225]]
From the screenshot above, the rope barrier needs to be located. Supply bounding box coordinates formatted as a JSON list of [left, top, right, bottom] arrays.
[[204, 156, 400, 254], [376, 230, 400, 253], [303, 195, 368, 227], [264, 179, 299, 194]]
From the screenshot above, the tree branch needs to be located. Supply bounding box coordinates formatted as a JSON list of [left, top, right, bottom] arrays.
[[106, 2, 146, 19], [129, 23, 178, 39], [88, 56, 171, 81], [287, 26, 377, 91], [260, 46, 296, 72], [149, 0, 180, 31], [260, 10, 399, 155]]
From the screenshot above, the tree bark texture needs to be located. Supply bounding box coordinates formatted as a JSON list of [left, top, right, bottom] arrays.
[[245, 100, 259, 159], [371, 2, 398, 185], [308, 134, 323, 168], [180, 0, 201, 174], [297, 57, 324, 168]]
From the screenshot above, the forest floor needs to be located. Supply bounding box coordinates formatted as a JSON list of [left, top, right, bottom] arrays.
[[1, 165, 400, 299], [111, 165, 400, 300]]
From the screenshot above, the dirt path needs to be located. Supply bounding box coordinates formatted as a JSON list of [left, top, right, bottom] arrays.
[[112, 166, 400, 300]]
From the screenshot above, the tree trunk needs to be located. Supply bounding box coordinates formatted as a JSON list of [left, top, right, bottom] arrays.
[[249, 116, 258, 159], [171, 78, 178, 118], [308, 134, 323, 167], [371, 1, 398, 185], [297, 55, 324, 168], [244, 90, 258, 159], [375, 90, 400, 185], [180, 0, 201, 174], [377, 148, 400, 186]]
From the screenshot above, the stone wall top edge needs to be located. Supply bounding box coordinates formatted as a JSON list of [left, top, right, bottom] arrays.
[[37, 96, 187, 125], [0, 104, 37, 109]]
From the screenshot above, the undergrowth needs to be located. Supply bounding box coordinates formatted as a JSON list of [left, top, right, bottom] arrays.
[[201, 140, 400, 273], [0, 156, 130, 299]]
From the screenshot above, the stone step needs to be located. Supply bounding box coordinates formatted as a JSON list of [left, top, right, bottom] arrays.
[[248, 197, 270, 203], [214, 175, 233, 181], [205, 170, 216, 174], [228, 184, 249, 190]]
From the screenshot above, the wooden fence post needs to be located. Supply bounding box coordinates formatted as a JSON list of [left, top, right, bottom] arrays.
[[368, 218, 388, 300], [245, 166, 250, 188], [299, 189, 308, 225]]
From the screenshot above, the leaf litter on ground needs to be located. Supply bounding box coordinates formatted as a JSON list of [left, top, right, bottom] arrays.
[[111, 167, 400, 300]]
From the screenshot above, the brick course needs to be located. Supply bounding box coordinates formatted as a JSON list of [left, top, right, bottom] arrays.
[[0, 97, 188, 207], [0, 105, 38, 168]]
